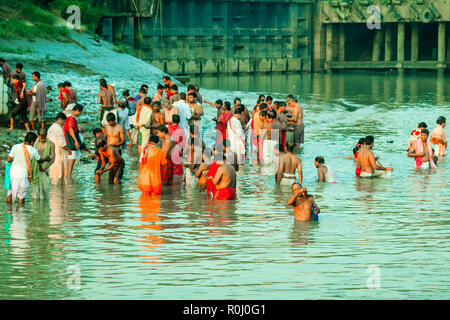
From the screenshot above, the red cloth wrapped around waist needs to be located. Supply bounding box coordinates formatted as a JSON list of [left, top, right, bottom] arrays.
[[216, 188, 236, 200]]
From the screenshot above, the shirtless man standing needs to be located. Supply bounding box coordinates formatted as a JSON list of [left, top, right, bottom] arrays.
[[95, 140, 125, 185], [188, 92, 203, 132], [150, 101, 165, 135], [208, 153, 237, 200], [407, 129, 436, 169], [288, 184, 320, 222], [276, 142, 302, 185], [286, 95, 303, 147], [103, 113, 125, 151], [356, 135, 393, 178]]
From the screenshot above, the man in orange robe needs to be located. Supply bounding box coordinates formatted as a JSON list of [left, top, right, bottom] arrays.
[[139, 135, 167, 196]]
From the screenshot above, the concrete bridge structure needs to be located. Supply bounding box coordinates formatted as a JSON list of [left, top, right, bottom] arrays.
[[94, 0, 450, 74]]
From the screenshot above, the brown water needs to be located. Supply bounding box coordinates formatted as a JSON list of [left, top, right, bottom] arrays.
[[0, 71, 449, 299]]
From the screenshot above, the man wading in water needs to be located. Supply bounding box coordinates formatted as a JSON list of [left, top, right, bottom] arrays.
[[408, 129, 436, 169], [288, 183, 320, 222], [276, 142, 302, 185], [356, 135, 393, 178]]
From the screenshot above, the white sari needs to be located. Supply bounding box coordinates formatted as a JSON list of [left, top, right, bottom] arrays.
[[47, 123, 69, 184], [227, 116, 246, 164]]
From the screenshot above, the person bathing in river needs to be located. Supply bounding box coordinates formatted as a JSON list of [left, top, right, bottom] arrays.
[[139, 135, 167, 196], [430, 116, 447, 157], [195, 148, 213, 192], [288, 183, 320, 222], [356, 135, 393, 178], [95, 140, 125, 185], [207, 153, 237, 200], [103, 113, 125, 152], [157, 125, 175, 186], [314, 156, 337, 183], [276, 142, 302, 186], [408, 122, 427, 152], [408, 129, 436, 169]]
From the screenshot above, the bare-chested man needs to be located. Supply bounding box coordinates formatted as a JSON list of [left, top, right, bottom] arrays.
[[188, 92, 203, 132], [102, 113, 125, 151], [195, 148, 213, 191], [286, 95, 303, 147], [95, 140, 125, 184], [356, 135, 393, 178], [407, 128, 436, 169], [162, 100, 178, 126], [276, 142, 302, 185], [157, 125, 175, 186], [288, 184, 320, 222], [207, 153, 237, 200], [150, 101, 165, 135]]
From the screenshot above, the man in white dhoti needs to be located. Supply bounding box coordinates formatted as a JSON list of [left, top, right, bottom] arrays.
[[227, 105, 246, 165], [47, 112, 71, 185], [6, 132, 40, 204], [136, 97, 153, 156]]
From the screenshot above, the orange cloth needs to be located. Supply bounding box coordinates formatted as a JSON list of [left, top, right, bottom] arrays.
[[136, 103, 151, 123], [139, 142, 167, 196]]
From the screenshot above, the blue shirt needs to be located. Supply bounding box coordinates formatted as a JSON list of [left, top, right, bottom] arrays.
[[116, 108, 130, 130]]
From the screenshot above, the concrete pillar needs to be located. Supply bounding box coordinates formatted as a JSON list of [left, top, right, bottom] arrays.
[[134, 17, 143, 59], [385, 24, 392, 61], [102, 17, 113, 43], [372, 29, 384, 62], [437, 22, 446, 65], [397, 23, 405, 70], [338, 24, 345, 62], [411, 23, 419, 62], [325, 24, 334, 70]]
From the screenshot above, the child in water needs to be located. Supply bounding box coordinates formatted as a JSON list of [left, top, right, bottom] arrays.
[[288, 183, 320, 221]]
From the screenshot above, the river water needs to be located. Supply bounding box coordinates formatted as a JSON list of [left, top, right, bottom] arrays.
[[0, 71, 449, 299]]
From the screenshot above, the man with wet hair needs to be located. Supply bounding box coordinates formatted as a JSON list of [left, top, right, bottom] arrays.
[[356, 135, 393, 178], [103, 113, 125, 151], [314, 156, 337, 183], [276, 142, 302, 185], [408, 128, 436, 169], [408, 122, 427, 151], [98, 80, 114, 121], [207, 153, 237, 200], [288, 183, 320, 221], [286, 95, 304, 147], [95, 140, 125, 185]]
